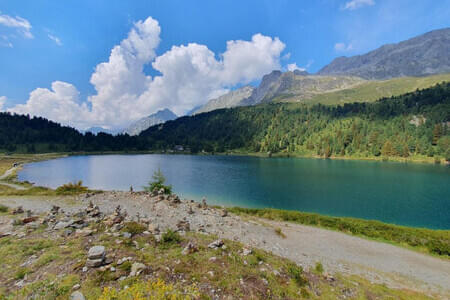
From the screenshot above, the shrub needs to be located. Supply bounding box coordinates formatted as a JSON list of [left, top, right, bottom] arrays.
[[55, 180, 88, 195], [122, 222, 147, 236], [161, 229, 181, 245], [0, 204, 8, 213], [274, 227, 286, 238], [143, 168, 172, 194], [286, 263, 307, 287], [315, 262, 324, 274]]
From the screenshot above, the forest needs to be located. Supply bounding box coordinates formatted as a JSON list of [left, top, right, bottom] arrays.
[[0, 83, 449, 161]]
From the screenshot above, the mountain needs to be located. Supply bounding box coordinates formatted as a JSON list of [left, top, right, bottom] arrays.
[[124, 108, 177, 136], [243, 71, 365, 104], [85, 127, 117, 135], [318, 28, 450, 79], [140, 83, 450, 160], [192, 86, 254, 115]]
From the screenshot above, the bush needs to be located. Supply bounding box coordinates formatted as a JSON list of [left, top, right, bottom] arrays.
[[274, 227, 286, 238], [0, 204, 8, 213], [315, 262, 324, 274], [122, 222, 147, 236], [161, 229, 181, 245], [55, 180, 88, 195], [286, 263, 307, 287], [143, 168, 172, 194]]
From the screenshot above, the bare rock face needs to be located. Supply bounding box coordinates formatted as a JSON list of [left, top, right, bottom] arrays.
[[318, 28, 450, 79]]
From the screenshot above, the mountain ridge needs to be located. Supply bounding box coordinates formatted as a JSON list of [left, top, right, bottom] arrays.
[[123, 108, 177, 136]]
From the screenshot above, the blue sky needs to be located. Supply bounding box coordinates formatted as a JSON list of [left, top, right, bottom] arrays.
[[0, 0, 449, 129]]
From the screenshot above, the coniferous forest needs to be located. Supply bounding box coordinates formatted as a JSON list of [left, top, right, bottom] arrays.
[[1, 82, 449, 161]]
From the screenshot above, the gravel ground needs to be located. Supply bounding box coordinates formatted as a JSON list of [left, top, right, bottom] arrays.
[[1, 192, 449, 297]]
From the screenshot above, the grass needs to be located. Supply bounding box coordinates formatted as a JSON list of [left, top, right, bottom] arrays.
[[55, 180, 88, 195], [278, 73, 450, 105], [0, 212, 438, 300], [229, 207, 450, 258], [274, 227, 286, 238]]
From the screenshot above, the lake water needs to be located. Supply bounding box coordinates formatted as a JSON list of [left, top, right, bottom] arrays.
[[18, 154, 450, 229]]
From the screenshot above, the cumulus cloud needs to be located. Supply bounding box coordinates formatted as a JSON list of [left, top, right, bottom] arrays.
[[0, 13, 33, 39], [287, 63, 305, 72], [343, 0, 375, 10], [7, 17, 286, 130], [334, 42, 354, 52], [48, 34, 62, 46]]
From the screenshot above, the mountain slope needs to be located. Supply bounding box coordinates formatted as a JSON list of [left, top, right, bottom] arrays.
[[124, 108, 177, 136], [278, 73, 450, 105], [318, 28, 450, 79], [192, 86, 254, 115], [141, 83, 450, 160]]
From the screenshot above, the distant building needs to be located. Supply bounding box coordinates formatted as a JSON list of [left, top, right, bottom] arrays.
[[174, 145, 184, 151]]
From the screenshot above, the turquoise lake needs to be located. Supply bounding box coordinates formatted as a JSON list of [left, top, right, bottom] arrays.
[[18, 154, 450, 229]]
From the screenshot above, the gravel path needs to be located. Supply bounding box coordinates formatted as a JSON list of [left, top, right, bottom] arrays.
[[0, 167, 27, 190], [1, 193, 449, 297]]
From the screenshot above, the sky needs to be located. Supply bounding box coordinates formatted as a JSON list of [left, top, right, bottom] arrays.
[[0, 0, 449, 130]]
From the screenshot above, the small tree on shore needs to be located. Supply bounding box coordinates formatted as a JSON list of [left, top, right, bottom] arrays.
[[144, 168, 172, 194]]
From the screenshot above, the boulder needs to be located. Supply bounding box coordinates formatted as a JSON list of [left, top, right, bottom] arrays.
[[181, 242, 198, 255], [208, 239, 224, 249], [129, 262, 146, 277], [88, 245, 106, 260], [70, 291, 86, 300]]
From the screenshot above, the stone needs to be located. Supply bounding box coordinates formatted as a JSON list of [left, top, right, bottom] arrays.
[[208, 239, 224, 249], [86, 258, 104, 268], [202, 198, 207, 208], [122, 232, 132, 239], [181, 242, 198, 255], [54, 221, 72, 230], [221, 209, 228, 217], [129, 262, 146, 277], [88, 245, 106, 260], [148, 223, 160, 234], [12, 206, 24, 214], [70, 291, 86, 300], [62, 228, 73, 237], [176, 220, 190, 232], [208, 256, 217, 262], [117, 257, 132, 265], [72, 284, 81, 290], [242, 247, 252, 256]]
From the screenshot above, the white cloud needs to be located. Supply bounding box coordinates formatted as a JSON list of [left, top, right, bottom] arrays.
[[48, 34, 62, 46], [287, 63, 305, 72], [343, 0, 375, 10], [6, 16, 286, 130], [0, 13, 33, 38], [334, 42, 354, 52], [0, 96, 6, 110]]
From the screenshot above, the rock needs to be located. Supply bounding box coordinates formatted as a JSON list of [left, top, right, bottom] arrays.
[[176, 220, 190, 232], [202, 198, 207, 208], [221, 209, 228, 217], [122, 232, 132, 239], [86, 258, 104, 268], [181, 242, 198, 255], [70, 291, 86, 300], [88, 246, 106, 260], [75, 228, 93, 237], [72, 284, 81, 290], [54, 221, 72, 230], [129, 262, 146, 277], [148, 223, 160, 234], [82, 267, 88, 272], [209, 256, 217, 262], [63, 228, 73, 237], [50, 205, 60, 214], [117, 257, 132, 265], [12, 206, 24, 214], [242, 247, 252, 256], [208, 239, 224, 249]]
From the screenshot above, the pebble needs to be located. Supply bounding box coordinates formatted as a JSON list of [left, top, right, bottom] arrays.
[[70, 291, 85, 300]]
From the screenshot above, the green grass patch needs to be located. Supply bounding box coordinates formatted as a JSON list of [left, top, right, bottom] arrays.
[[229, 207, 450, 257]]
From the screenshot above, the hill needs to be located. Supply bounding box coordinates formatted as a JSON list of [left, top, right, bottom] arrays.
[[141, 83, 450, 161], [318, 28, 450, 79]]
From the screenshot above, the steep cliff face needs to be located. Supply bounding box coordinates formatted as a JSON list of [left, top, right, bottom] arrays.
[[318, 28, 450, 79]]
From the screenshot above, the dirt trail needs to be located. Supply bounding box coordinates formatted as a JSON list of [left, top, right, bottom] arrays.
[[0, 167, 27, 190], [0, 193, 449, 297]]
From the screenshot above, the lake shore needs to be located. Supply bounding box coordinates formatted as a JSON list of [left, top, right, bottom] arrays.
[[1, 192, 449, 298]]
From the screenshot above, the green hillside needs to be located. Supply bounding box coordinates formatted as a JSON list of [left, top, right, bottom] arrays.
[[276, 73, 450, 105], [141, 83, 450, 162]]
